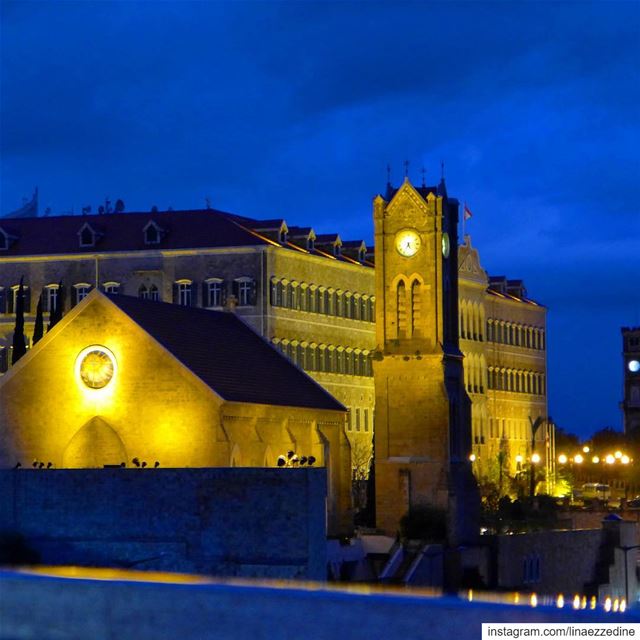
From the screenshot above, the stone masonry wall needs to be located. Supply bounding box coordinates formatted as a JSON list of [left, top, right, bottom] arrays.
[[0, 467, 328, 580]]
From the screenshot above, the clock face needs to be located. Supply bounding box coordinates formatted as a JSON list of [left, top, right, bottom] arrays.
[[395, 229, 421, 257], [442, 232, 450, 258], [629, 360, 640, 373], [76, 345, 117, 389]]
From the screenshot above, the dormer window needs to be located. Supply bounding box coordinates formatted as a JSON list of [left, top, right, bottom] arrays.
[[334, 242, 342, 257], [307, 230, 316, 251], [143, 221, 163, 245], [78, 223, 97, 248], [278, 221, 289, 244]]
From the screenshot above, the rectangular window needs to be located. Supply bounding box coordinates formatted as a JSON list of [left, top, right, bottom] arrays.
[[208, 281, 223, 307], [355, 408, 361, 432], [238, 280, 251, 306], [177, 282, 191, 306], [75, 286, 90, 305], [45, 287, 58, 313], [364, 409, 369, 432]]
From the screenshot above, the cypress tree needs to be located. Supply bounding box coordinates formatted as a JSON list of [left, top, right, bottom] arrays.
[[32, 291, 44, 345], [11, 278, 27, 365]]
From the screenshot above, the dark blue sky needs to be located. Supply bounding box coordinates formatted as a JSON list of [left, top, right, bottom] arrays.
[[1, 1, 639, 437]]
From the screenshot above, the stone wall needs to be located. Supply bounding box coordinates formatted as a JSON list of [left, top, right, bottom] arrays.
[[0, 467, 328, 579]]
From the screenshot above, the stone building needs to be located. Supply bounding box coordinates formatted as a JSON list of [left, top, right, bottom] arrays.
[[0, 290, 351, 534], [0, 181, 549, 485]]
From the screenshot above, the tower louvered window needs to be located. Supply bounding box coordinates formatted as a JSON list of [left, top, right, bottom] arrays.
[[411, 280, 421, 336], [397, 281, 407, 337]]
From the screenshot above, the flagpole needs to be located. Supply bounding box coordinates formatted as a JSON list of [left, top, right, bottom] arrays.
[[462, 201, 466, 239]]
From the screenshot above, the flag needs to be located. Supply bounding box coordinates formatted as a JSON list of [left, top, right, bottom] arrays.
[[464, 203, 473, 220]]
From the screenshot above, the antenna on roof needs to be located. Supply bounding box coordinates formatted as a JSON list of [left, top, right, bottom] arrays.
[[421, 166, 426, 187]]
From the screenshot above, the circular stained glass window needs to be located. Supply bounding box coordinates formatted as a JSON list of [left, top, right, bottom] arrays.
[[78, 347, 115, 389]]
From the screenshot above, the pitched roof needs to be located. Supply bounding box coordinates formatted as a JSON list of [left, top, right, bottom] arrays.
[[0, 209, 269, 256], [106, 293, 345, 412]]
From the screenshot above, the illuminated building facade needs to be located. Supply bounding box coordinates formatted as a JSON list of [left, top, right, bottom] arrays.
[[0, 290, 351, 533], [0, 185, 548, 484], [622, 326, 640, 435]]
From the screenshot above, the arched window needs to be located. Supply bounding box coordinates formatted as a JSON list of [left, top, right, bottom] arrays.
[[148, 284, 160, 301], [397, 281, 407, 337], [411, 280, 421, 337]]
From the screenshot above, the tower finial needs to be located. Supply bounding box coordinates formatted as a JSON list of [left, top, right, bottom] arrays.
[[440, 160, 445, 181], [421, 166, 426, 187], [403, 160, 410, 179], [386, 164, 391, 186]]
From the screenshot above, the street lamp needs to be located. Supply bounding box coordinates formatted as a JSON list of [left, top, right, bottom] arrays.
[[574, 454, 584, 464], [558, 454, 568, 465]]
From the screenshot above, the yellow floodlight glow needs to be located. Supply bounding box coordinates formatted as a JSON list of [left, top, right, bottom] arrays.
[[613, 598, 619, 613], [620, 599, 627, 613], [621, 455, 630, 465], [592, 456, 600, 464], [558, 454, 568, 464], [573, 594, 581, 609], [604, 597, 612, 612], [615, 451, 622, 459], [606, 455, 615, 465], [583, 446, 590, 453], [469, 454, 476, 462], [515, 454, 523, 463], [556, 594, 564, 608], [531, 453, 541, 464], [574, 454, 584, 464], [530, 593, 537, 608], [590, 596, 597, 610]]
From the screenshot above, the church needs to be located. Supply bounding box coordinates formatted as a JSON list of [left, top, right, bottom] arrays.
[[0, 289, 351, 534]]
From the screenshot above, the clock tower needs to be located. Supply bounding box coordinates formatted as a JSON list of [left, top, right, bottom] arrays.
[[373, 177, 479, 543]]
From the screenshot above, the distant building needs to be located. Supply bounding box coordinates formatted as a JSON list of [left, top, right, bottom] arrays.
[[622, 326, 640, 435], [0, 184, 549, 486]]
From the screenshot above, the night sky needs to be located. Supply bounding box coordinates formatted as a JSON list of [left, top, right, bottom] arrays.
[[1, 1, 638, 438]]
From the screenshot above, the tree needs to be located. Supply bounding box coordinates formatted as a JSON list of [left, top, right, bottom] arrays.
[[114, 199, 125, 213], [350, 436, 373, 513], [11, 278, 27, 365], [32, 291, 44, 345]]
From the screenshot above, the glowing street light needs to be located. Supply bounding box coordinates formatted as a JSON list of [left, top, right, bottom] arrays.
[[469, 453, 476, 462], [574, 454, 584, 464], [531, 453, 541, 464], [583, 445, 590, 453], [606, 455, 615, 465], [621, 455, 630, 465], [615, 451, 622, 459], [558, 454, 568, 464], [592, 456, 600, 464], [515, 454, 523, 463]]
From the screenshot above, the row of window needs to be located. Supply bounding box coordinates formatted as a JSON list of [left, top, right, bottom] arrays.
[[346, 408, 371, 433], [171, 278, 256, 307], [487, 367, 546, 396], [270, 278, 375, 322], [487, 319, 545, 350], [272, 339, 374, 377], [460, 299, 485, 342], [0, 277, 258, 313]]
